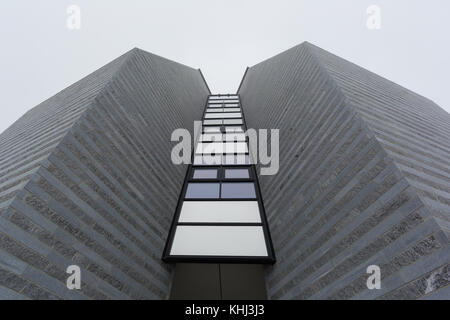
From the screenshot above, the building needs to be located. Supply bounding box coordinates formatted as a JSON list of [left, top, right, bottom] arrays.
[[0, 42, 448, 300]]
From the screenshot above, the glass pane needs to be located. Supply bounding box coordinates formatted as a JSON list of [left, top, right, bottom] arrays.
[[178, 201, 261, 223], [222, 113, 241, 118], [221, 183, 256, 198], [225, 126, 244, 132], [224, 133, 246, 141], [193, 169, 218, 179], [196, 142, 224, 154], [223, 108, 241, 112], [209, 95, 237, 100], [224, 103, 239, 107], [206, 108, 224, 112], [205, 113, 241, 119], [170, 226, 268, 256], [200, 134, 223, 142], [223, 154, 250, 165], [203, 127, 221, 133], [224, 119, 243, 125], [224, 142, 248, 154], [185, 183, 220, 199], [222, 100, 239, 104], [193, 155, 222, 165], [225, 169, 250, 179], [203, 119, 222, 125]]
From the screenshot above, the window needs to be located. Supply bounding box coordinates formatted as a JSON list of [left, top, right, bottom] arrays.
[[223, 108, 241, 112], [225, 169, 250, 179], [163, 94, 274, 264], [185, 183, 220, 199], [193, 155, 222, 165], [203, 127, 221, 133], [224, 142, 248, 153], [203, 119, 222, 125], [193, 169, 218, 179], [196, 142, 224, 154], [225, 126, 244, 132], [224, 133, 246, 141], [224, 119, 243, 125], [199, 134, 222, 142], [178, 201, 261, 223], [170, 226, 268, 256], [221, 183, 256, 198], [205, 113, 241, 119], [223, 154, 250, 165], [206, 108, 224, 112]]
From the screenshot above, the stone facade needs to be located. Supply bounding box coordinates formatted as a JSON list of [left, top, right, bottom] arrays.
[[0, 48, 209, 299], [239, 42, 449, 300]]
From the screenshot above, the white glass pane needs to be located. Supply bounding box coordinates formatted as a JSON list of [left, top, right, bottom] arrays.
[[193, 155, 222, 165], [178, 201, 261, 223], [214, 100, 238, 104], [205, 113, 225, 119], [225, 126, 244, 132], [224, 133, 246, 141], [206, 108, 224, 112], [222, 113, 241, 118], [199, 134, 223, 142], [208, 100, 225, 104], [224, 104, 239, 107], [222, 100, 239, 104], [196, 142, 224, 154], [224, 142, 248, 153], [170, 226, 268, 256], [209, 96, 237, 100], [203, 120, 222, 125], [223, 108, 241, 112], [223, 154, 250, 165], [205, 113, 241, 119], [204, 127, 221, 133], [224, 119, 243, 125]]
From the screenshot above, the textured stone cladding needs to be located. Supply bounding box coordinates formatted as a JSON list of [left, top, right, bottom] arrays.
[[239, 42, 449, 300], [0, 48, 209, 299]]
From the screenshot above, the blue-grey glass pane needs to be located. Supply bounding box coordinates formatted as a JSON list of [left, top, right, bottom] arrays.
[[221, 183, 256, 199], [193, 169, 218, 179], [186, 183, 220, 199], [225, 169, 250, 179]]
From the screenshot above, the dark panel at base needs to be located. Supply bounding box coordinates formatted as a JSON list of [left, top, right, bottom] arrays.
[[170, 263, 267, 300], [220, 264, 267, 300], [170, 263, 221, 300]]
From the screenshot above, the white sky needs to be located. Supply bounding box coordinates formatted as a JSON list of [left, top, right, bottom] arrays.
[[0, 0, 449, 134]]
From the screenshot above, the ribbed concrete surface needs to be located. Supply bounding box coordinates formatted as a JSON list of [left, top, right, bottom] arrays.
[[0, 48, 208, 299], [239, 42, 449, 299]]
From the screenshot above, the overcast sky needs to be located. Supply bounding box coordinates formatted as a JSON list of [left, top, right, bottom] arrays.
[[0, 0, 449, 134]]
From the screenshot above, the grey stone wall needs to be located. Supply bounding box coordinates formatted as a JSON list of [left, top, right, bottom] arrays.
[[239, 42, 449, 299], [0, 48, 209, 299]]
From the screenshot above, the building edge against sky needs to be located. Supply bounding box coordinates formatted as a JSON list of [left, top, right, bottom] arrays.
[[0, 42, 448, 299], [239, 42, 450, 299]]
